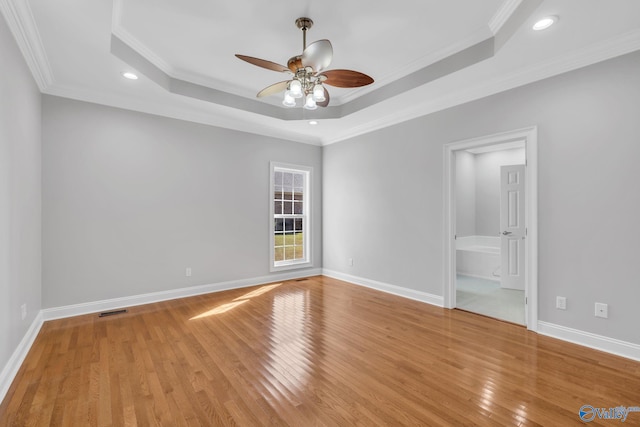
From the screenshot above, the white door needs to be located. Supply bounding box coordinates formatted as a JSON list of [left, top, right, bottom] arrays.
[[500, 165, 525, 290]]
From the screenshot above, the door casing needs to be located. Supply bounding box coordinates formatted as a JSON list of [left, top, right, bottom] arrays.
[[442, 126, 538, 330]]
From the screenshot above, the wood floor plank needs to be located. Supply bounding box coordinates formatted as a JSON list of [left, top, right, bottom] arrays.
[[2, 275, 639, 426]]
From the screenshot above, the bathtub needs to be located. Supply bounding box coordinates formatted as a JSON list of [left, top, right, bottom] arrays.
[[456, 235, 500, 281]]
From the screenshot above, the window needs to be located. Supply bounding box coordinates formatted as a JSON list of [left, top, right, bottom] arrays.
[[270, 163, 311, 271]]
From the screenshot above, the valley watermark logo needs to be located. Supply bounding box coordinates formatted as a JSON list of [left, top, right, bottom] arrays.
[[579, 405, 640, 423]]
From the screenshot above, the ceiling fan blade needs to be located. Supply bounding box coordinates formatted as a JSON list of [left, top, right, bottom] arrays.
[[317, 87, 330, 108], [301, 39, 333, 72], [235, 54, 291, 73], [319, 69, 374, 88], [257, 81, 290, 98]]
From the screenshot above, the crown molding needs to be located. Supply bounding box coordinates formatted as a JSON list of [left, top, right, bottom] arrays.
[[109, 0, 536, 123], [109, 1, 506, 109], [321, 29, 640, 145], [489, 0, 524, 35], [111, 26, 174, 79], [43, 83, 324, 146], [0, 0, 53, 90], [110, 29, 497, 122], [8, 0, 638, 146], [112, 26, 260, 101], [47, 28, 640, 147], [110, 0, 266, 102], [337, 26, 493, 106], [288, 2, 524, 107]]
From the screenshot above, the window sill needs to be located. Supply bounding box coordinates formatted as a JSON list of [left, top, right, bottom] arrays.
[[270, 260, 312, 273]]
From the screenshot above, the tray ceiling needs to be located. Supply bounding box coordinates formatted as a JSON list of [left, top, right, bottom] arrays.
[[2, 0, 640, 144]]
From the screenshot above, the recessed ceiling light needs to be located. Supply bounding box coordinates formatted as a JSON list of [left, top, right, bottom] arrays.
[[122, 72, 138, 80], [532, 16, 558, 31], [309, 120, 318, 125]]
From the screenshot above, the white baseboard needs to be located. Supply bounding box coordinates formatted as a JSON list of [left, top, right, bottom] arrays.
[[41, 268, 322, 321], [5, 270, 638, 408], [0, 312, 44, 404], [537, 321, 640, 362], [322, 269, 444, 307], [2, 269, 322, 404], [322, 271, 640, 362]]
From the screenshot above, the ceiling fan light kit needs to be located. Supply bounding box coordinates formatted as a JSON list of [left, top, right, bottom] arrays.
[[235, 17, 374, 109]]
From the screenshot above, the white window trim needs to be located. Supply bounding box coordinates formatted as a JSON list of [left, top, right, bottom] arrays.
[[270, 162, 312, 272]]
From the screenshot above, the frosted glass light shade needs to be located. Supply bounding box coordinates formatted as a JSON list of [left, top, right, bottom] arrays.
[[304, 94, 317, 110], [282, 91, 296, 107], [312, 84, 325, 102], [289, 80, 303, 98]]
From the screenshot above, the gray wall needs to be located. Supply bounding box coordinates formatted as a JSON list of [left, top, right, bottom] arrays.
[[324, 51, 640, 344], [0, 16, 42, 374], [474, 148, 525, 236], [455, 151, 476, 237], [3, 13, 639, 379], [42, 96, 322, 308]]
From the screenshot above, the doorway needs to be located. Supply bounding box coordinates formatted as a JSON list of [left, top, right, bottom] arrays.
[[455, 147, 525, 324], [443, 127, 538, 330]]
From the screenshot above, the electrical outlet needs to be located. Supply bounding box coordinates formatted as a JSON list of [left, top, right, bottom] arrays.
[[185, 267, 192, 277], [595, 303, 608, 319], [556, 296, 566, 310], [21, 304, 27, 320], [348, 258, 354, 266]]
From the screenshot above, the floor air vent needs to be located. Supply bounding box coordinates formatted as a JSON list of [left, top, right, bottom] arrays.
[[99, 309, 128, 317]]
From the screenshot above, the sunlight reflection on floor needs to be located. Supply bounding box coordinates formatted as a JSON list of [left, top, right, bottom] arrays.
[[268, 290, 312, 391], [189, 283, 282, 320], [190, 300, 248, 318]]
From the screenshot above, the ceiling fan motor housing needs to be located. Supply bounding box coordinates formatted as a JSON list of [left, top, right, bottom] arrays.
[[287, 55, 303, 73]]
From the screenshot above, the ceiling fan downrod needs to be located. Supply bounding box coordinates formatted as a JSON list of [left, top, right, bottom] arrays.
[[295, 17, 313, 51]]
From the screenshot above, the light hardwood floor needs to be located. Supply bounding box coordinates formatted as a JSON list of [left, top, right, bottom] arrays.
[[1, 276, 639, 426]]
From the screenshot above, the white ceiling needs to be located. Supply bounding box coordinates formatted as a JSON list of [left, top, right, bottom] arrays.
[[2, 0, 640, 145]]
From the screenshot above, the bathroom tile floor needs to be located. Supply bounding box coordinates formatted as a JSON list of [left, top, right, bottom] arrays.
[[456, 274, 525, 325]]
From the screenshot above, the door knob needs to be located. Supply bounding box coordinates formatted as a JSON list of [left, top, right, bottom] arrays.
[[502, 231, 512, 235]]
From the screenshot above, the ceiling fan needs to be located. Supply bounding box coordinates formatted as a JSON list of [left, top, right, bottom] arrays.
[[235, 17, 374, 110]]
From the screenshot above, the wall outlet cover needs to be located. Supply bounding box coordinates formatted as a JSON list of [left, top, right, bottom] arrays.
[[595, 302, 608, 318]]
